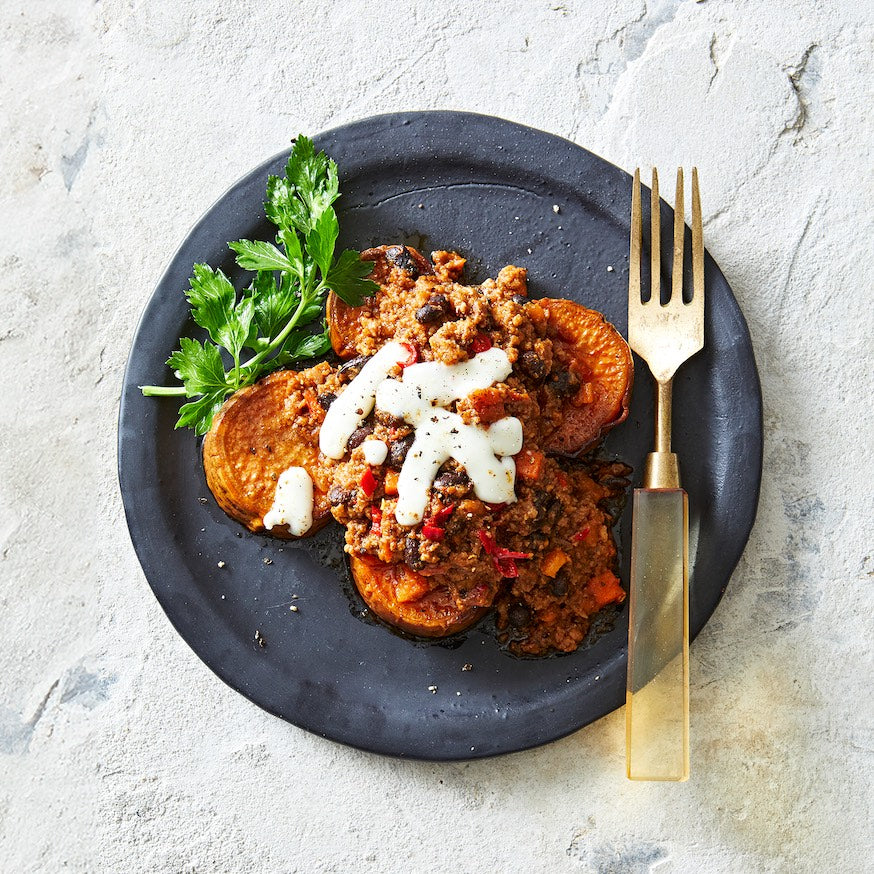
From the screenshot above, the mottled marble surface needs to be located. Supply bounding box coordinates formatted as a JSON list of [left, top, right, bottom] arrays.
[[1, 1, 872, 871]]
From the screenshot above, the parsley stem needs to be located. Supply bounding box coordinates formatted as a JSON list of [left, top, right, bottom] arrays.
[[240, 282, 326, 373], [140, 385, 188, 397]]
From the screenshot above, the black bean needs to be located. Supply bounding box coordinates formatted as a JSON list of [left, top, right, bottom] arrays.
[[317, 392, 336, 410], [428, 293, 451, 312], [376, 410, 406, 428], [549, 369, 580, 397], [511, 294, 528, 305], [327, 486, 355, 506], [550, 569, 569, 598], [387, 433, 415, 469], [434, 470, 469, 490], [339, 355, 371, 377], [531, 488, 555, 522], [521, 350, 547, 381], [415, 304, 445, 325], [347, 426, 373, 450], [386, 246, 421, 279], [404, 536, 424, 570], [508, 604, 531, 628]]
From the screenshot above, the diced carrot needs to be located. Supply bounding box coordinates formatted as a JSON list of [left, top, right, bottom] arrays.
[[571, 382, 595, 407], [468, 388, 506, 424], [395, 573, 430, 603], [588, 571, 625, 609], [384, 470, 399, 495], [302, 387, 319, 413], [541, 548, 570, 578], [515, 448, 545, 482]]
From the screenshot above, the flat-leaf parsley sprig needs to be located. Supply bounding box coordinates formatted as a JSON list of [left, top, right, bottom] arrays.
[[140, 135, 379, 435]]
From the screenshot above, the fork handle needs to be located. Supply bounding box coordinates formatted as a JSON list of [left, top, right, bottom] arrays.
[[626, 486, 690, 781]]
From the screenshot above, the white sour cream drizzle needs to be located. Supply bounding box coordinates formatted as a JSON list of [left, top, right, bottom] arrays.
[[263, 466, 313, 535], [317, 343, 522, 528], [376, 349, 522, 524], [319, 342, 409, 459], [362, 439, 389, 465]]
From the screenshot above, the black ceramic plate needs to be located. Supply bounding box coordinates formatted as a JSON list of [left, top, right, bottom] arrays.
[[118, 111, 762, 760]]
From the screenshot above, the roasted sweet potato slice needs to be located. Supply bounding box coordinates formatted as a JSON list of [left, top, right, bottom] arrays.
[[202, 364, 336, 538], [540, 298, 633, 454], [327, 245, 433, 359], [349, 554, 486, 637]]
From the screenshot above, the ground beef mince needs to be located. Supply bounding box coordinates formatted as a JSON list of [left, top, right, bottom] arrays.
[[315, 247, 630, 655]]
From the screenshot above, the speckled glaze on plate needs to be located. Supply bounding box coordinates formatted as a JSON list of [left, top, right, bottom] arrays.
[[117, 111, 762, 760]]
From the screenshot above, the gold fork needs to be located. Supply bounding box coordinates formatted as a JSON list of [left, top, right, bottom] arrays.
[[625, 168, 704, 781]]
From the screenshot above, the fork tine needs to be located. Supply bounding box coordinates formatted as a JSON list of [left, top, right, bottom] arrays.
[[671, 168, 684, 305], [691, 168, 704, 311], [650, 169, 660, 305], [629, 168, 641, 308]]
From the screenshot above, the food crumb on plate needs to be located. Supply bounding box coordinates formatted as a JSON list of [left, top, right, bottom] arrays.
[[254, 629, 266, 648], [552, 204, 560, 214], [263, 557, 273, 565], [428, 685, 438, 693], [289, 604, 299, 613], [607, 265, 614, 272], [217, 560, 226, 568]]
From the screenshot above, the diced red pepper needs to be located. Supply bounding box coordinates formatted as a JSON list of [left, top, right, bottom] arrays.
[[477, 529, 532, 577], [399, 342, 418, 368], [420, 504, 455, 541], [494, 548, 533, 560], [429, 504, 456, 526], [370, 506, 382, 535], [477, 530, 496, 554], [422, 524, 446, 541], [360, 469, 377, 497], [471, 333, 492, 354], [572, 525, 591, 543]]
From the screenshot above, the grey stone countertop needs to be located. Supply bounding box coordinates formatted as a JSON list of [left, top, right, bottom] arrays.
[[1, 1, 871, 871]]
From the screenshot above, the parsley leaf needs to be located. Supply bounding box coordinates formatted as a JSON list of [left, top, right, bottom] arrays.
[[186, 264, 236, 347], [228, 239, 295, 273], [168, 337, 228, 395], [251, 271, 299, 341], [140, 135, 377, 434], [326, 249, 381, 306], [285, 136, 339, 226], [306, 207, 339, 278]]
